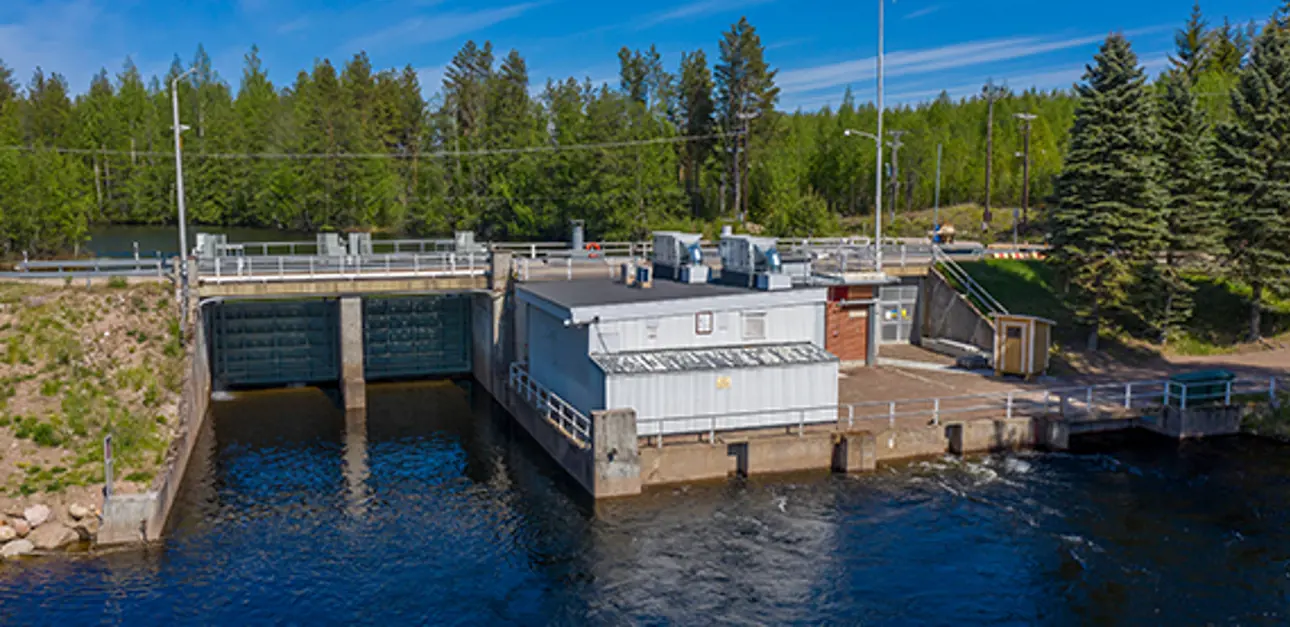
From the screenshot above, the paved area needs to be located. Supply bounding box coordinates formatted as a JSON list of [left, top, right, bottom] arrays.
[[878, 343, 956, 366]]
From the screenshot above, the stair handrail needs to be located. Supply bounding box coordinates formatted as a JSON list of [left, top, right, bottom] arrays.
[[932, 246, 1010, 316]]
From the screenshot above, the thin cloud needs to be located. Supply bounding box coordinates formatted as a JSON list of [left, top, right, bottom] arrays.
[[903, 3, 945, 20], [778, 25, 1170, 96], [276, 16, 311, 34], [639, 0, 775, 28], [344, 2, 542, 52]]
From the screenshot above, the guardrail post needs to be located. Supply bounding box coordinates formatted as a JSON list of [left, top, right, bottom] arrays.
[[888, 401, 896, 428], [566, 257, 572, 280], [1006, 391, 1014, 420], [709, 415, 715, 444], [1180, 383, 1189, 410], [385, 254, 391, 273], [309, 257, 315, 277], [450, 253, 456, 273], [1085, 387, 1093, 418], [1124, 383, 1133, 410], [1060, 394, 1068, 418], [215, 256, 221, 277], [798, 410, 805, 437], [1043, 390, 1050, 412], [414, 255, 420, 273], [1224, 380, 1232, 405], [1162, 382, 1171, 407], [278, 256, 284, 278], [848, 405, 855, 429], [900, 244, 907, 267], [933, 398, 940, 425]]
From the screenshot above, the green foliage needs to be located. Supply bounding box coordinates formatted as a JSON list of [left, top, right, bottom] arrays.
[[1214, 15, 1290, 341], [1049, 34, 1167, 350], [107, 276, 128, 289]]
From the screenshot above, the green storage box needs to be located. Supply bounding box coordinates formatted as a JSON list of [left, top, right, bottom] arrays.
[[1167, 369, 1236, 407]]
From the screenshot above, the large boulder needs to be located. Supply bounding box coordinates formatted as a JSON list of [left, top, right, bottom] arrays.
[[1, 539, 34, 559], [23, 504, 51, 528], [68, 504, 90, 521], [28, 523, 78, 551], [0, 526, 15, 542]]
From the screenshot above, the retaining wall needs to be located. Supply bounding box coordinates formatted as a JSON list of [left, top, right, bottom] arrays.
[[99, 311, 213, 545], [920, 268, 994, 353]]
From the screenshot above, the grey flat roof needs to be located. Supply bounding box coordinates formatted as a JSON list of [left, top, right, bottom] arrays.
[[519, 278, 753, 309], [592, 342, 837, 375]]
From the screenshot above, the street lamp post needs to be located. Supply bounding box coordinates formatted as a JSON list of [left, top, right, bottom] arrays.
[[875, 0, 885, 271], [171, 66, 197, 332]]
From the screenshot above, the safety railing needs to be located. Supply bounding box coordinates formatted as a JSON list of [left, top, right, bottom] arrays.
[[508, 363, 592, 446], [932, 246, 1009, 316], [5, 257, 170, 279], [639, 376, 1283, 448], [196, 252, 488, 284]]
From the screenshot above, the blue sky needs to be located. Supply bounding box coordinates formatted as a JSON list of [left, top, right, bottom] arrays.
[[0, 0, 1279, 110]]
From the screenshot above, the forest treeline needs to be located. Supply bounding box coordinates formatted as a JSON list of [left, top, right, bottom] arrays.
[[0, 7, 1257, 255]]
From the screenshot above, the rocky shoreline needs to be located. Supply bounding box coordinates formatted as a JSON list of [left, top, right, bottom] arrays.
[[1, 502, 99, 559]]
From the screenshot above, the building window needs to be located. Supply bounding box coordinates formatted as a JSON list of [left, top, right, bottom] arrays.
[[742, 312, 767, 341], [695, 311, 714, 335]]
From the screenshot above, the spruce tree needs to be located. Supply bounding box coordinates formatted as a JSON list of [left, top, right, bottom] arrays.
[[1049, 34, 1166, 350], [1154, 69, 1226, 341], [677, 49, 715, 219], [1214, 15, 1290, 340], [715, 17, 779, 222], [1171, 3, 1210, 80]]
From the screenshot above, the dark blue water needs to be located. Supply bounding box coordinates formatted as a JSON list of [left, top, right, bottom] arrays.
[[3, 381, 1290, 625]]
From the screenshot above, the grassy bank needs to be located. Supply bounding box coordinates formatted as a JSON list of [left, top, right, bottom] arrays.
[[842, 203, 1049, 244], [954, 259, 1290, 357], [1242, 395, 1290, 440], [0, 282, 183, 499]]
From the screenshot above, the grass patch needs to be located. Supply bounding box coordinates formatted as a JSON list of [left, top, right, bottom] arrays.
[[955, 259, 1290, 355], [107, 276, 129, 289]]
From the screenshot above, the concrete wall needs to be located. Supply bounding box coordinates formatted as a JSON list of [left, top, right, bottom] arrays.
[[100, 310, 213, 546], [588, 302, 825, 354], [1153, 405, 1244, 439], [920, 268, 994, 353]]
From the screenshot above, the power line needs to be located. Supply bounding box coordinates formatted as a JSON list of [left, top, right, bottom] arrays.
[[0, 132, 738, 161]]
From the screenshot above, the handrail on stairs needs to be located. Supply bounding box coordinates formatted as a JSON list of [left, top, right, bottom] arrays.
[[932, 246, 1010, 317]]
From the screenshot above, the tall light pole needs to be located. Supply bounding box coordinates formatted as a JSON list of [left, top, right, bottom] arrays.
[[171, 66, 197, 331], [875, 0, 885, 271], [886, 129, 908, 225]]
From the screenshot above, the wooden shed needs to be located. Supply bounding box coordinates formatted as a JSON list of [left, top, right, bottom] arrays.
[[992, 314, 1055, 378]]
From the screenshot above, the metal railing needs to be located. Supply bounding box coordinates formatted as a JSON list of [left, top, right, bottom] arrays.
[[508, 363, 592, 447], [931, 246, 1009, 316], [5, 257, 170, 279], [638, 376, 1283, 448], [197, 252, 487, 284]]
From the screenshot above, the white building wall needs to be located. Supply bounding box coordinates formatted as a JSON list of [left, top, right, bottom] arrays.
[[606, 361, 839, 437], [587, 302, 826, 354], [526, 305, 604, 416]]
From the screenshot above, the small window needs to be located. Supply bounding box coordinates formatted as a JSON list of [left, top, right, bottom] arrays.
[[695, 311, 714, 335], [742, 312, 767, 341], [1006, 326, 1022, 339]]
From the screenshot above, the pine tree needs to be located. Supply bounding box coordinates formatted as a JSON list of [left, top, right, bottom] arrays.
[[1154, 69, 1226, 341], [1171, 3, 1211, 80], [1214, 15, 1290, 340], [1049, 34, 1166, 350], [715, 17, 779, 223], [677, 49, 715, 218]]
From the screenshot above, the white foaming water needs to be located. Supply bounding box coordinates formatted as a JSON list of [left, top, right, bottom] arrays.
[[1004, 458, 1033, 474]]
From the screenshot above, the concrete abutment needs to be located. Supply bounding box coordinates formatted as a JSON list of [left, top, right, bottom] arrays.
[[340, 296, 366, 411]]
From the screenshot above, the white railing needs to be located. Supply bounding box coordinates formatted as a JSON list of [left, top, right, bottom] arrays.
[[197, 252, 488, 284], [508, 363, 592, 446], [639, 376, 1283, 448]]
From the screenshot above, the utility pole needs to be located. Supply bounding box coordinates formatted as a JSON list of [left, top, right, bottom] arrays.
[[875, 0, 885, 271], [171, 66, 197, 334], [886, 129, 908, 226], [933, 143, 943, 231], [733, 96, 760, 224], [1014, 112, 1037, 230], [982, 79, 1006, 232]]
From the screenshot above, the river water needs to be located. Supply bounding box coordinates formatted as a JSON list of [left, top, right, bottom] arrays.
[[2, 381, 1289, 625]]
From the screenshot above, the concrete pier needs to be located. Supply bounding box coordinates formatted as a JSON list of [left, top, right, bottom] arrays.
[[592, 409, 642, 497], [340, 296, 366, 411], [344, 409, 370, 517], [833, 432, 878, 473]]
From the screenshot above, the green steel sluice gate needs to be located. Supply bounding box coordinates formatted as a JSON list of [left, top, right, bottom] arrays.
[[206, 294, 473, 389]]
